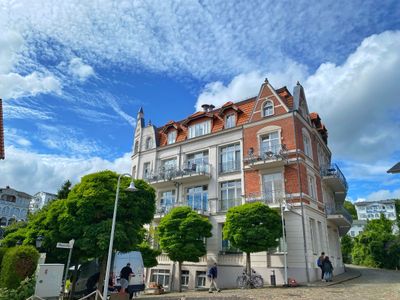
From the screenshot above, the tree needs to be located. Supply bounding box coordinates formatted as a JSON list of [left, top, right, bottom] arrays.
[[157, 206, 212, 292], [57, 180, 72, 199], [223, 202, 282, 276], [341, 235, 354, 264], [344, 200, 357, 220]]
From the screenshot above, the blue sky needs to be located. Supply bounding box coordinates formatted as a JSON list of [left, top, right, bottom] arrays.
[[0, 0, 399, 201]]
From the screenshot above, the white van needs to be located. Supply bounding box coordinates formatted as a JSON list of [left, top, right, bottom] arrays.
[[111, 251, 145, 294]]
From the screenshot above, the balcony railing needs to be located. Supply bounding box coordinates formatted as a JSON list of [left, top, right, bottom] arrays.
[[326, 203, 353, 225], [219, 160, 241, 174], [320, 164, 348, 191], [244, 190, 286, 205], [244, 144, 287, 164], [145, 162, 211, 183], [219, 198, 242, 211]]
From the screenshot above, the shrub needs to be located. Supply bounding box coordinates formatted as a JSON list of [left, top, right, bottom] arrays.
[[0, 246, 39, 289], [0, 276, 35, 300], [0, 248, 8, 274]]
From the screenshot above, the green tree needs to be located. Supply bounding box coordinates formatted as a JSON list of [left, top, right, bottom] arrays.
[[341, 234, 354, 264], [57, 180, 72, 199], [344, 200, 357, 220], [223, 202, 282, 277], [157, 206, 212, 292]]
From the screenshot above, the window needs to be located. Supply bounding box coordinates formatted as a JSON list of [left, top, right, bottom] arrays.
[[160, 190, 176, 212], [308, 174, 317, 200], [134, 141, 139, 154], [143, 162, 151, 179], [303, 130, 312, 158], [263, 100, 274, 117], [2, 206, 9, 215], [167, 131, 176, 145], [269, 237, 286, 253], [151, 269, 170, 288], [187, 186, 208, 211], [188, 121, 211, 138], [350, 231, 355, 237], [196, 271, 207, 288], [0, 217, 6, 226], [220, 180, 242, 211], [145, 137, 153, 149], [181, 270, 189, 287], [309, 218, 317, 254], [225, 114, 236, 129], [262, 173, 283, 204], [260, 131, 280, 155], [186, 151, 209, 173], [317, 221, 324, 253], [220, 143, 241, 173], [162, 158, 177, 171]]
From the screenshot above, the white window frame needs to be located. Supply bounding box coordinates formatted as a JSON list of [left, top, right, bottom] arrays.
[[220, 143, 241, 173], [195, 271, 207, 288], [302, 128, 313, 159], [188, 120, 211, 138], [167, 131, 176, 145], [220, 180, 242, 211], [143, 162, 151, 179], [309, 218, 318, 254], [225, 113, 236, 129], [160, 190, 176, 211], [260, 131, 280, 155], [262, 172, 284, 204], [181, 270, 189, 287], [186, 185, 208, 211], [150, 269, 170, 288], [145, 137, 153, 149], [263, 100, 274, 117], [307, 174, 317, 200]]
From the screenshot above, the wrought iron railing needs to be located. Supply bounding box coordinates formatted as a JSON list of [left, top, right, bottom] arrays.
[[244, 144, 287, 164], [320, 164, 348, 191], [244, 190, 286, 205], [145, 162, 211, 183], [325, 203, 353, 225]]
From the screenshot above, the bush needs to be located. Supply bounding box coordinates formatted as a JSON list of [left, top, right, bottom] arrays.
[[0, 248, 8, 274], [0, 246, 39, 289], [0, 276, 35, 300]]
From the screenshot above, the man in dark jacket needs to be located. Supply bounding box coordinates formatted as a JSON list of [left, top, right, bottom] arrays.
[[317, 252, 325, 281], [322, 256, 334, 282], [120, 263, 134, 293], [207, 263, 220, 293]]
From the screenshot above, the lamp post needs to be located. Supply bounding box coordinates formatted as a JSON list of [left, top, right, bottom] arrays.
[[36, 235, 44, 249], [280, 201, 290, 286], [102, 173, 138, 300]]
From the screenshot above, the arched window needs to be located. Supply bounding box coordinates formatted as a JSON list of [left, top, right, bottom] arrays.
[[0, 217, 7, 226], [263, 100, 274, 117], [2, 206, 9, 216], [145, 137, 153, 150]]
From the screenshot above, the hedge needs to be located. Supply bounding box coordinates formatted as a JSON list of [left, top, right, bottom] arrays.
[[0, 246, 39, 289]]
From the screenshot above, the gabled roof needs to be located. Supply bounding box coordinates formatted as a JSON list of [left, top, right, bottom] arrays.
[[387, 162, 400, 174]]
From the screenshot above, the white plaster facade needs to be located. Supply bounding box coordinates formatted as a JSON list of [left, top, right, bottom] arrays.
[[0, 186, 31, 226], [29, 191, 57, 213]]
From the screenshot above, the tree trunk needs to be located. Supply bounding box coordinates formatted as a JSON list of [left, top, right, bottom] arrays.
[[68, 263, 79, 300], [96, 255, 108, 300], [178, 261, 182, 292], [246, 252, 251, 277]]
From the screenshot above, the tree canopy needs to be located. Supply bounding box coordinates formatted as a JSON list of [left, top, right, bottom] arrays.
[[157, 206, 212, 291], [57, 180, 72, 200], [344, 200, 357, 220], [223, 202, 282, 275]]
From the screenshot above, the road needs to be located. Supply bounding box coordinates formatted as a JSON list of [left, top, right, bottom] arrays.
[[141, 265, 400, 300]]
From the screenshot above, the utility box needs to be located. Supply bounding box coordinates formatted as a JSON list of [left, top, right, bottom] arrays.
[[35, 264, 64, 299]]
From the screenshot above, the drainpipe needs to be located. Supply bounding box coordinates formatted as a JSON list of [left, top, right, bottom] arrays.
[[292, 110, 310, 283]]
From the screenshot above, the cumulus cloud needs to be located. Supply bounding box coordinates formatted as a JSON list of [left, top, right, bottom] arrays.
[[0, 146, 132, 195], [69, 57, 95, 81], [357, 188, 400, 202]]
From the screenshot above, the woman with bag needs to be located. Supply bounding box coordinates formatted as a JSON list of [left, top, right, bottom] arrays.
[[322, 256, 334, 282]]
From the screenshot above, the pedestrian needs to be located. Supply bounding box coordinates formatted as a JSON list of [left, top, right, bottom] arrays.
[[120, 263, 134, 293], [317, 252, 325, 281], [207, 263, 221, 293], [322, 256, 334, 282]]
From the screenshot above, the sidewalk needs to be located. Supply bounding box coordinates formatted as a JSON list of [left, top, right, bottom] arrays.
[[308, 265, 361, 287]]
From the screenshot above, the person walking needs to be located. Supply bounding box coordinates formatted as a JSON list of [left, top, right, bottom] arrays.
[[317, 252, 325, 281], [120, 263, 134, 293], [207, 263, 221, 293], [322, 256, 334, 282]]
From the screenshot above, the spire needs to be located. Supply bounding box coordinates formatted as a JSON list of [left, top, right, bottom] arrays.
[[139, 106, 144, 114], [136, 106, 145, 128]]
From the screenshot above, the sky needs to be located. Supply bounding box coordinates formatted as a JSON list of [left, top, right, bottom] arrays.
[[0, 0, 399, 202]]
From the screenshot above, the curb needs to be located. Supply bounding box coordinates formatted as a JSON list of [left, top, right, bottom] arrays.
[[307, 270, 362, 287]]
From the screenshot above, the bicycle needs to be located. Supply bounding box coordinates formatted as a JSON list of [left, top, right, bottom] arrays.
[[236, 268, 264, 289]]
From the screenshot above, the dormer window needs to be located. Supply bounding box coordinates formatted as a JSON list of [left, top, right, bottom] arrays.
[[188, 121, 211, 139], [263, 100, 274, 117], [145, 137, 153, 149], [167, 131, 177, 144], [225, 114, 236, 129]]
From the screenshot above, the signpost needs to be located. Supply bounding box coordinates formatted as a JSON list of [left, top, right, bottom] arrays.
[[57, 239, 75, 296]]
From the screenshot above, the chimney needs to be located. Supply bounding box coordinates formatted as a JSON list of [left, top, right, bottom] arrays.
[[209, 105, 215, 111], [201, 104, 210, 112]]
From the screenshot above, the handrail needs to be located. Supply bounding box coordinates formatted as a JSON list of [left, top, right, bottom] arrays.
[[245, 190, 286, 205], [320, 164, 348, 190], [145, 162, 211, 183], [244, 144, 287, 163]]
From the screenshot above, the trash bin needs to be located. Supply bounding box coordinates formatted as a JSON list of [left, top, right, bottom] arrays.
[[270, 270, 276, 287]]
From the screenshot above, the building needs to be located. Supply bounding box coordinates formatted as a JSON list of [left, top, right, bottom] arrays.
[[0, 98, 4, 160], [0, 186, 31, 226], [387, 162, 400, 174], [131, 80, 351, 289], [29, 191, 57, 213], [348, 200, 398, 236]]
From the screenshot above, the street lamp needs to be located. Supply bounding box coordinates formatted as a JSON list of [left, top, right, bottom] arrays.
[[36, 235, 44, 249], [280, 201, 290, 286], [103, 173, 138, 300]]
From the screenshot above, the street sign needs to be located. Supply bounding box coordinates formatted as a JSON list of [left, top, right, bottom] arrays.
[[56, 242, 72, 249]]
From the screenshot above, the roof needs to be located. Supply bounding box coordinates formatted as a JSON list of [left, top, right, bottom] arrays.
[[355, 199, 395, 206], [352, 220, 367, 225], [0, 186, 32, 199], [0, 99, 4, 160], [387, 162, 400, 174]]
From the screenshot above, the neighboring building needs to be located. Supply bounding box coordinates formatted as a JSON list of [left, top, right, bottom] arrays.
[[29, 191, 57, 213], [387, 162, 400, 174], [131, 80, 351, 289], [0, 98, 4, 160], [0, 186, 31, 226], [348, 200, 398, 237]]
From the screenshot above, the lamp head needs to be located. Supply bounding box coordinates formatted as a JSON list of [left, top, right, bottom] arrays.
[[126, 181, 138, 192], [36, 235, 44, 248]]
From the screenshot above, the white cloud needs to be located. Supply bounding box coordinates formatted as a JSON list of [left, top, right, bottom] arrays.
[[358, 189, 400, 202], [69, 57, 94, 81], [0, 30, 23, 74], [0, 146, 132, 195]]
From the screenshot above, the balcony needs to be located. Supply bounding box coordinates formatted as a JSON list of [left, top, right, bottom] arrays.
[[244, 144, 287, 169], [219, 160, 241, 174], [145, 162, 211, 188], [154, 200, 210, 219], [244, 190, 285, 208], [321, 164, 348, 192], [326, 203, 352, 235]]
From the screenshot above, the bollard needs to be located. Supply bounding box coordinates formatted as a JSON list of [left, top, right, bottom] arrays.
[[270, 270, 276, 287]]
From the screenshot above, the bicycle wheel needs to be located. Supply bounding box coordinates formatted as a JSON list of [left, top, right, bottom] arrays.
[[252, 275, 264, 288], [236, 276, 246, 289]]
